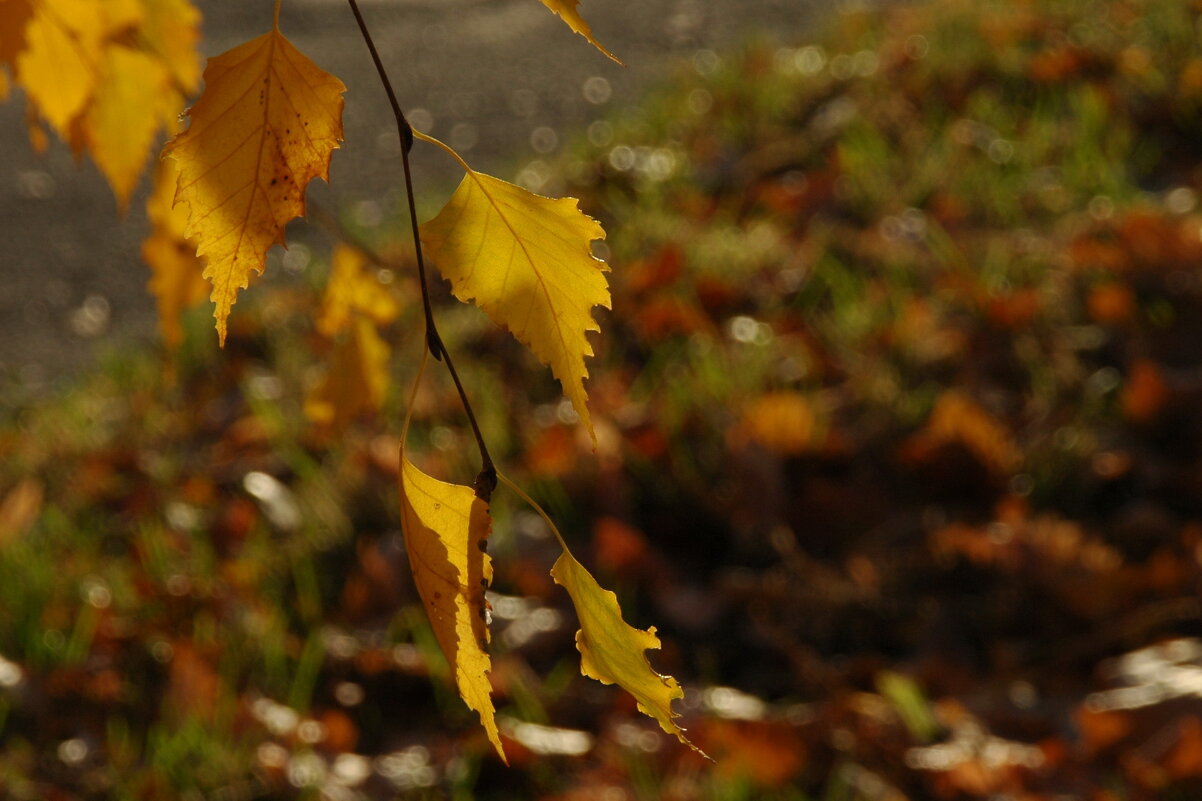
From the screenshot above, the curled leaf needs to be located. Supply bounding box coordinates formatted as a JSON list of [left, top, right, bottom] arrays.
[[535, 0, 621, 63], [420, 159, 610, 444], [399, 455, 506, 762], [551, 550, 703, 754]]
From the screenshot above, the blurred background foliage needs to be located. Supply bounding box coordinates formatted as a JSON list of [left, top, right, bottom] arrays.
[[7, 0, 1202, 798]]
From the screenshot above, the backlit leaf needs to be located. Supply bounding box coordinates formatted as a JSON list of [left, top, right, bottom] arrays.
[[163, 26, 345, 345], [550, 549, 701, 752], [99, 0, 141, 36], [317, 244, 399, 337], [139, 0, 202, 93], [304, 318, 391, 430], [420, 156, 610, 444], [399, 455, 505, 762], [87, 45, 175, 209], [0, 0, 202, 205], [535, 0, 621, 63], [142, 155, 208, 348], [15, 0, 104, 137]]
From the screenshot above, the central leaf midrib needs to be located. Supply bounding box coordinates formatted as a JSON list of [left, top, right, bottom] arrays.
[[468, 173, 575, 372]]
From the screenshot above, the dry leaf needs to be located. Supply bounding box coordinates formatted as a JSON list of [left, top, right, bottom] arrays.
[[923, 391, 1019, 474], [535, 0, 621, 63], [550, 550, 700, 752], [1121, 359, 1169, 423], [305, 245, 399, 429], [138, 0, 202, 93], [0, 0, 201, 206], [304, 318, 391, 429], [87, 45, 174, 209], [0, 477, 43, 546], [738, 391, 816, 455], [15, 0, 105, 138], [420, 158, 610, 444], [163, 26, 345, 344], [317, 244, 399, 337], [399, 456, 506, 762]]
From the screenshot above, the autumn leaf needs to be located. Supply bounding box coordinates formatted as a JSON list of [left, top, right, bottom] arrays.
[[418, 134, 610, 444], [305, 318, 392, 430], [304, 245, 400, 429], [922, 391, 1019, 474], [143, 155, 208, 348], [550, 550, 699, 751], [737, 391, 817, 456], [399, 450, 505, 762], [163, 25, 345, 345], [14, 0, 105, 138], [98, 0, 141, 36], [497, 473, 704, 755], [1, 0, 202, 205], [535, 0, 621, 63], [316, 245, 399, 337], [87, 45, 175, 209], [139, 0, 202, 93]]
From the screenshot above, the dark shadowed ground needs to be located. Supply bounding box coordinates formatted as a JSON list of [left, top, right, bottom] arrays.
[[0, 0, 823, 388]]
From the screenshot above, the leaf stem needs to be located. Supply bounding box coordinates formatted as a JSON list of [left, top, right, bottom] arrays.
[[345, 0, 496, 499], [495, 471, 570, 553]]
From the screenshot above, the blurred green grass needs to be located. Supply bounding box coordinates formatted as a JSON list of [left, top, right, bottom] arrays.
[[7, 0, 1202, 798]]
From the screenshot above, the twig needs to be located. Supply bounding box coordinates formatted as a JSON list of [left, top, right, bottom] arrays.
[[344, 0, 496, 499]]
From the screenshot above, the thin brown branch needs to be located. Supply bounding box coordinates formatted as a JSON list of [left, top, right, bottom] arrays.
[[344, 0, 496, 499]]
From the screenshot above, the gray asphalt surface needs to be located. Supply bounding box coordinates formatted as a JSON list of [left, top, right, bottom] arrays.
[[0, 0, 825, 388]]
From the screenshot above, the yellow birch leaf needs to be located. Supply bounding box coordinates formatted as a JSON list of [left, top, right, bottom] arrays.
[[317, 244, 400, 337], [550, 550, 701, 753], [304, 317, 390, 429], [399, 455, 505, 762], [139, 0, 201, 93], [143, 155, 207, 348], [87, 46, 174, 209], [16, 0, 105, 138], [420, 161, 610, 444], [100, 0, 141, 35], [535, 0, 621, 63], [163, 27, 345, 345]]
